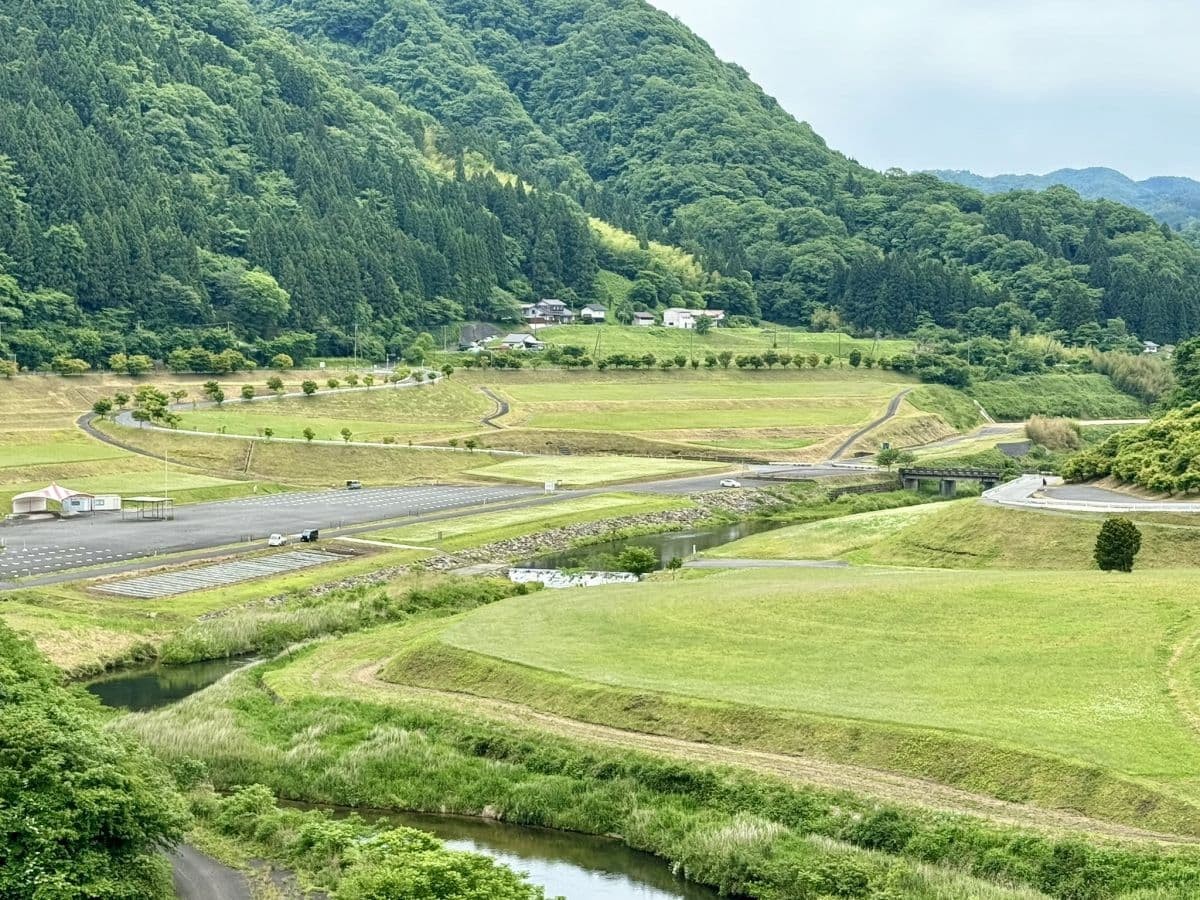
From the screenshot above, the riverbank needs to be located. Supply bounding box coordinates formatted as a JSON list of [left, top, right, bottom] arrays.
[[120, 648, 1200, 900]]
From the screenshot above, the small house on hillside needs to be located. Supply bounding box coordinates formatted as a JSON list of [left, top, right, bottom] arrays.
[[663, 308, 725, 330], [521, 299, 576, 327], [1143, 341, 1160, 354], [580, 304, 607, 323], [496, 333, 545, 352], [632, 311, 656, 327]]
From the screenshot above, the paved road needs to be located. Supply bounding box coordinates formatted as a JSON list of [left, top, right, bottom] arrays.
[[828, 389, 912, 461], [984, 475, 1200, 514], [170, 846, 250, 900], [478, 386, 510, 429], [0, 485, 534, 582]]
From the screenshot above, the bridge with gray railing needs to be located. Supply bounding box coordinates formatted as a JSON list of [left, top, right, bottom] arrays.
[[899, 467, 1004, 497]]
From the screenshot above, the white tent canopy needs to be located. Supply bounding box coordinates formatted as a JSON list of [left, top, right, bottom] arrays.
[[11, 483, 93, 515]]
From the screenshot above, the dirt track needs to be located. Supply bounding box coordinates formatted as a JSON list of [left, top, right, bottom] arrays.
[[327, 660, 1199, 847]]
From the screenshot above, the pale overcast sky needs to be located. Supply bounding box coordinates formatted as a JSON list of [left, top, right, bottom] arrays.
[[649, 0, 1200, 180]]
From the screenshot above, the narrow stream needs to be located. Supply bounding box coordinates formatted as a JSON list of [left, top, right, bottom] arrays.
[[88, 663, 719, 899], [520, 517, 781, 572]]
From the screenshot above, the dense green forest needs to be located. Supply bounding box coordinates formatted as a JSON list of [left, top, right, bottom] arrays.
[[255, 0, 1200, 343], [2, 0, 1200, 373], [930, 167, 1200, 233]]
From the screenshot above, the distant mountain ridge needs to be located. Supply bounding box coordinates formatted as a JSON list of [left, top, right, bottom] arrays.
[[929, 167, 1200, 230]]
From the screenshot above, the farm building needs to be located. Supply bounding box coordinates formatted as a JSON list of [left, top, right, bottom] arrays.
[[10, 483, 104, 516], [632, 311, 656, 326], [663, 308, 725, 329], [580, 304, 607, 323]]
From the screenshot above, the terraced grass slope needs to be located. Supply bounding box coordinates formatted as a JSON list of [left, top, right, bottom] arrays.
[[710, 500, 1200, 569], [178, 381, 492, 443], [481, 368, 917, 458], [384, 567, 1200, 832]]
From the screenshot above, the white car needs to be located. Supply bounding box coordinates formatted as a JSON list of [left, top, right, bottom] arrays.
[[719, 479, 742, 489], [267, 533, 288, 547]]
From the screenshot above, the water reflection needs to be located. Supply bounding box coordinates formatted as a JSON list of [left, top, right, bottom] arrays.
[[347, 808, 720, 900], [84, 657, 253, 711], [520, 518, 779, 573]]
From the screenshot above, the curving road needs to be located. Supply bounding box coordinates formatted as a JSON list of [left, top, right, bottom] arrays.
[[478, 386, 510, 429], [827, 389, 912, 461], [985, 476, 1200, 514]]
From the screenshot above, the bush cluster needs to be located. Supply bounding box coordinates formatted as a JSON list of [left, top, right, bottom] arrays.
[[1064, 403, 1200, 494]]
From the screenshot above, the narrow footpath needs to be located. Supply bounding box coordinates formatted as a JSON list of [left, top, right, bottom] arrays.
[[170, 846, 250, 900]]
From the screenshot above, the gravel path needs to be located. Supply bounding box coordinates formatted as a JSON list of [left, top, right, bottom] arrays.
[[170, 846, 250, 900], [318, 660, 1199, 846]]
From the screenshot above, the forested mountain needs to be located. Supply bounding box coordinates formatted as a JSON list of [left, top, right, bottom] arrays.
[[0, 0, 625, 369], [2, 0, 1200, 374], [930, 168, 1200, 233]]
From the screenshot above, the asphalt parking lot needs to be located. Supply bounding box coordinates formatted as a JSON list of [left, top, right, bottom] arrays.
[[0, 485, 535, 581]]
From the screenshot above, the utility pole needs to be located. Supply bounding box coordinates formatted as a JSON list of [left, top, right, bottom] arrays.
[[353, 323, 359, 371]]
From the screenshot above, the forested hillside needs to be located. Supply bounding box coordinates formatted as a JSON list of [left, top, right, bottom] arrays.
[[2, 0, 1200, 375], [0, 0, 620, 369], [255, 0, 1200, 343], [931, 167, 1200, 233]]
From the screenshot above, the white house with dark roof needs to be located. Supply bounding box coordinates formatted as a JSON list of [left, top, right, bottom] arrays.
[[580, 304, 607, 323], [663, 308, 725, 329], [521, 299, 576, 327]]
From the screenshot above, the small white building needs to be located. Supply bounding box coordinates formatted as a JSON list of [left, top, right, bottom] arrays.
[[11, 483, 95, 516], [663, 308, 725, 330], [580, 304, 607, 323], [632, 311, 656, 327], [1143, 341, 1160, 354]]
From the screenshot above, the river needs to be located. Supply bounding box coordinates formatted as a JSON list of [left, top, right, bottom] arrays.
[[88, 662, 719, 899], [519, 517, 780, 572]]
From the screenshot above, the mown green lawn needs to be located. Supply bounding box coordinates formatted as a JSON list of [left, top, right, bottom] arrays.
[[493, 370, 911, 432], [441, 567, 1200, 791], [710, 500, 1200, 569], [468, 456, 723, 487], [369, 491, 692, 551], [178, 381, 491, 442], [0, 430, 129, 468]]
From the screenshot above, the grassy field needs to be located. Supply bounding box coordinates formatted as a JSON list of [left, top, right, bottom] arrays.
[[413, 565, 1200, 824], [178, 380, 491, 443], [466, 455, 723, 487], [0, 370, 398, 506], [368, 492, 692, 551], [968, 374, 1147, 421], [477, 368, 917, 458], [0, 546, 428, 676], [710, 500, 1200, 569], [536, 324, 914, 359]]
